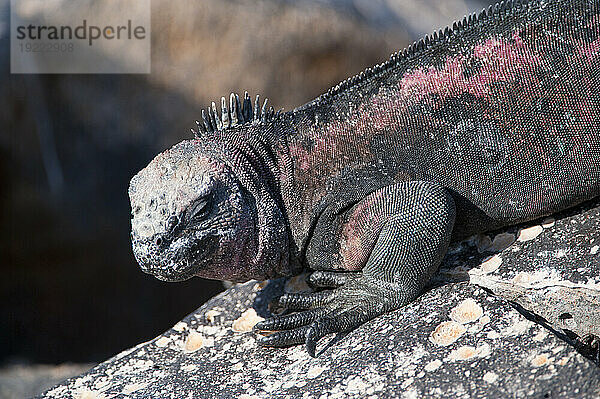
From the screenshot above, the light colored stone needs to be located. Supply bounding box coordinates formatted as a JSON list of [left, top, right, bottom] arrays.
[[154, 337, 170, 348], [450, 299, 483, 324], [483, 372, 498, 383], [517, 225, 544, 242], [531, 353, 550, 367], [480, 255, 502, 273], [424, 359, 442, 372], [430, 321, 467, 346], [541, 218, 555, 228], [184, 332, 205, 352], [232, 309, 264, 332]]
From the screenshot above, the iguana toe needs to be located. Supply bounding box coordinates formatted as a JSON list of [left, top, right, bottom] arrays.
[[307, 271, 352, 288], [257, 325, 311, 348], [275, 290, 334, 310]]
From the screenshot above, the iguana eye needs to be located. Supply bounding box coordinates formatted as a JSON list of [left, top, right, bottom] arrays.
[[188, 195, 212, 221]]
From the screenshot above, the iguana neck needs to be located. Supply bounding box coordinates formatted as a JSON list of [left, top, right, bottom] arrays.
[[200, 115, 302, 278]]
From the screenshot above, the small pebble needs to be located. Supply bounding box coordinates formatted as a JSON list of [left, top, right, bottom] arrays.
[[306, 366, 327, 378], [517, 225, 543, 242], [489, 232, 516, 252], [232, 309, 264, 332], [430, 321, 466, 346], [480, 255, 502, 273], [531, 353, 550, 367], [184, 331, 205, 352], [155, 337, 170, 348], [424, 359, 442, 371], [474, 235, 492, 253], [483, 371, 498, 383], [450, 299, 483, 324], [448, 346, 476, 361], [541, 217, 555, 228]]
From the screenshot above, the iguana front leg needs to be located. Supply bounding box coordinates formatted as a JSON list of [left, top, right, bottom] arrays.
[[256, 181, 456, 356]]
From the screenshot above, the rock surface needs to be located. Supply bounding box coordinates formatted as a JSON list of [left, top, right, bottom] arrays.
[[437, 201, 600, 354], [0, 364, 92, 399], [40, 200, 600, 398]]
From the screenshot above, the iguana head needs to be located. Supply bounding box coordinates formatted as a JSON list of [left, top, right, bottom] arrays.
[[129, 92, 292, 283], [129, 139, 258, 282]]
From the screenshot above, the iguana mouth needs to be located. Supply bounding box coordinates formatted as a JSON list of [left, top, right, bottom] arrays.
[[136, 234, 219, 282]]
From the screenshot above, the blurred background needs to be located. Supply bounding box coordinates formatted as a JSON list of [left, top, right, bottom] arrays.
[[1, 0, 493, 396]]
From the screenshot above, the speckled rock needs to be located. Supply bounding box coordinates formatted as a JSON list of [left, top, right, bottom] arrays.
[[40, 200, 600, 399], [440, 199, 600, 355]]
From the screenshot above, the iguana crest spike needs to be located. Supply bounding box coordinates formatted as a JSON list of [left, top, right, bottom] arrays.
[[192, 91, 277, 137]]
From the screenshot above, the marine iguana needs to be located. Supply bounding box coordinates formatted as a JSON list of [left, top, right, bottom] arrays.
[[129, 0, 600, 356]]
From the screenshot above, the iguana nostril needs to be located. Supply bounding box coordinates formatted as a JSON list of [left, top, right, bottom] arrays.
[[155, 236, 163, 246]]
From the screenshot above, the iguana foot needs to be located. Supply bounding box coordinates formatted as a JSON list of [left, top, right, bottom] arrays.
[[255, 271, 403, 356]]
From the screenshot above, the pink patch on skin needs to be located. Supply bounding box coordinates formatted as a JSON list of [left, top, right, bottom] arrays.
[[290, 40, 548, 183], [398, 35, 543, 107], [577, 39, 600, 61], [289, 113, 375, 189], [289, 19, 600, 215], [338, 190, 388, 271], [288, 143, 311, 171]]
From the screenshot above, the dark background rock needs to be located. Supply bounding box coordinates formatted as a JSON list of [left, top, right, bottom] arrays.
[[289, 0, 494, 36], [39, 199, 600, 398], [1, 0, 497, 370]]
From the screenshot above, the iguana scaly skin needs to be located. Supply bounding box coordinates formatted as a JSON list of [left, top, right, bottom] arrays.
[[129, 0, 600, 355]]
